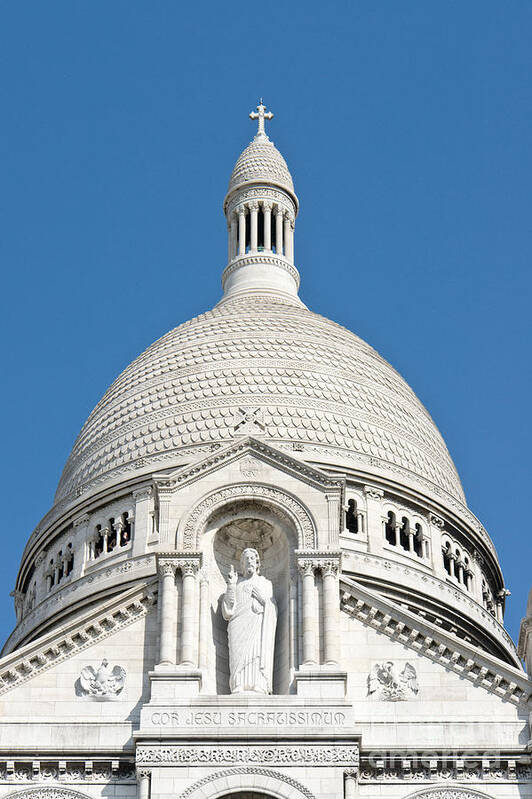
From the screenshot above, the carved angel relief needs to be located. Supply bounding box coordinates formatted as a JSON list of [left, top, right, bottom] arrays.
[[368, 661, 419, 701], [76, 658, 126, 699]]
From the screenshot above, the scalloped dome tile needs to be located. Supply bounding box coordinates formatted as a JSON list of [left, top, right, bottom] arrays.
[[55, 295, 465, 505]]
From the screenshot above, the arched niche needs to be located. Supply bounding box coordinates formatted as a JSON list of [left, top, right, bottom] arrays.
[[199, 498, 299, 695]]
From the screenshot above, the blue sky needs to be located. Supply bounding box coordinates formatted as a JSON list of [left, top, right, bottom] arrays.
[[1, 1, 530, 648]]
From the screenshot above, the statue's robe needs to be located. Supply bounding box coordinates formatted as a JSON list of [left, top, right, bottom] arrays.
[[222, 572, 277, 694]]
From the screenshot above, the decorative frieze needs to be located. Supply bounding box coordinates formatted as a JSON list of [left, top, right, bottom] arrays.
[[0, 760, 135, 783], [136, 744, 358, 766], [358, 759, 532, 782]]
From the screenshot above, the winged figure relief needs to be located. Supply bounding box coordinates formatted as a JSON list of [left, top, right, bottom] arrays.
[[368, 661, 419, 701], [78, 659, 126, 698]]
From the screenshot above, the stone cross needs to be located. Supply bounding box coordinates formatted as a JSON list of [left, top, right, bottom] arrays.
[[250, 100, 273, 137]]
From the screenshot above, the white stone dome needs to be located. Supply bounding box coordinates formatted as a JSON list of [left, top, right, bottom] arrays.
[[55, 293, 464, 506], [227, 135, 295, 198]]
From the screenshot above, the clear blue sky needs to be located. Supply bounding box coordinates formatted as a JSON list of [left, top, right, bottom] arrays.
[[1, 1, 530, 648]]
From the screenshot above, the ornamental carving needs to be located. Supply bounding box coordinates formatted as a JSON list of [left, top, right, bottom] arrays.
[[76, 659, 126, 698], [177, 767, 317, 799], [136, 744, 358, 766], [1, 790, 94, 799], [181, 484, 316, 550], [368, 661, 419, 701]]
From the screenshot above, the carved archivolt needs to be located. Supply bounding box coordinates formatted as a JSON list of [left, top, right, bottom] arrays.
[[180, 483, 317, 550], [2, 789, 93, 799], [178, 766, 316, 799], [403, 788, 494, 799]]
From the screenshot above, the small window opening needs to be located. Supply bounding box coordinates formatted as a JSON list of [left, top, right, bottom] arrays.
[[399, 517, 409, 551], [385, 511, 396, 545], [345, 499, 358, 534]]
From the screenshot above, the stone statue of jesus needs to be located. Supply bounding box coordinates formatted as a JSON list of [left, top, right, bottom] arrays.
[[222, 547, 277, 694]]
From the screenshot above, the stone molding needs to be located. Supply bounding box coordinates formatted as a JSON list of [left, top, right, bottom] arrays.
[[177, 766, 316, 799], [358, 760, 531, 783], [225, 186, 296, 217], [222, 253, 301, 290], [0, 583, 156, 696], [5, 555, 155, 654], [136, 743, 358, 766], [340, 576, 532, 707], [172, 437, 344, 492], [343, 553, 517, 658], [0, 761, 135, 785]]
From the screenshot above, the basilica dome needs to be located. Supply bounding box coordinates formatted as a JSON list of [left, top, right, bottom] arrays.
[[55, 294, 463, 507]]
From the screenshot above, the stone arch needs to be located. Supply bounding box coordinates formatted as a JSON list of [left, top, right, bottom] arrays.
[[178, 483, 317, 551], [402, 787, 494, 799], [178, 767, 317, 799], [2, 790, 93, 799]]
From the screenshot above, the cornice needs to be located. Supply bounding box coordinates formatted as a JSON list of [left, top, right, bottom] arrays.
[[340, 575, 531, 707], [162, 436, 345, 494], [0, 582, 156, 696]]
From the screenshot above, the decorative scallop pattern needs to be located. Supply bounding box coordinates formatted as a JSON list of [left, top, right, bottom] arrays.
[[227, 137, 294, 195], [55, 296, 464, 504]]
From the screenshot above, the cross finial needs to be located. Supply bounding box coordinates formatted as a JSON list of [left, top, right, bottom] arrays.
[[249, 100, 274, 138]]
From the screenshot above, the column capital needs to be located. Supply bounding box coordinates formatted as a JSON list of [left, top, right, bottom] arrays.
[[237, 205, 247, 216], [320, 559, 340, 577], [178, 559, 201, 577], [158, 559, 178, 578], [248, 200, 259, 211], [262, 200, 273, 211], [297, 559, 316, 577]]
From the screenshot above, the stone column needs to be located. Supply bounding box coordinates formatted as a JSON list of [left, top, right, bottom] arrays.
[[284, 213, 292, 260], [344, 769, 359, 799], [263, 201, 272, 250], [364, 485, 384, 554], [299, 560, 317, 665], [238, 207, 246, 255], [448, 553, 456, 578], [407, 528, 415, 552], [230, 214, 237, 260], [198, 569, 210, 670], [137, 769, 151, 799], [178, 559, 200, 667], [157, 559, 177, 666], [321, 559, 340, 664], [250, 201, 259, 251], [275, 206, 284, 254], [132, 486, 153, 555]]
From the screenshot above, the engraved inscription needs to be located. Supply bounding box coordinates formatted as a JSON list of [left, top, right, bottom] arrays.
[[148, 709, 347, 728]]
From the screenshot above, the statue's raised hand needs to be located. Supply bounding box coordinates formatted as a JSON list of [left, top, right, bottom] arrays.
[[227, 564, 238, 587]]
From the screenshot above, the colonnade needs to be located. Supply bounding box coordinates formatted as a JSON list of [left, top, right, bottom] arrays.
[[297, 555, 341, 667], [156, 552, 341, 673], [227, 201, 295, 263], [157, 555, 203, 668]]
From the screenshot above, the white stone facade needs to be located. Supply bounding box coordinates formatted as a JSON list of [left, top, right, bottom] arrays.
[[0, 104, 530, 799]]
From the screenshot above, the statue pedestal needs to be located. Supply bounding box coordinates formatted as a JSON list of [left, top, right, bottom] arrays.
[[148, 667, 202, 699], [294, 667, 347, 698]]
